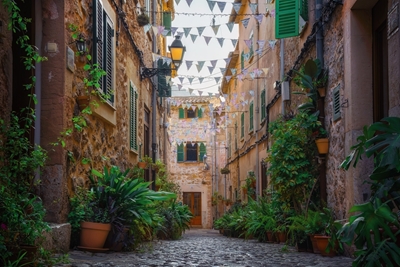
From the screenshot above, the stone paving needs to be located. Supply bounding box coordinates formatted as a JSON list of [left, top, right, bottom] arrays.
[[65, 229, 353, 267]]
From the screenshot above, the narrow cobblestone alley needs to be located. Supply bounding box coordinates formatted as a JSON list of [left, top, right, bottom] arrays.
[[66, 229, 353, 267]]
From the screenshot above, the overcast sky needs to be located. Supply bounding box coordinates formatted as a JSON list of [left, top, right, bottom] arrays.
[[168, 0, 239, 96]]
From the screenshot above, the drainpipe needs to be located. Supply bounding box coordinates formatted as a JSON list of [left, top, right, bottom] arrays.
[[151, 0, 157, 191], [34, 1, 42, 186], [316, 0, 327, 203]]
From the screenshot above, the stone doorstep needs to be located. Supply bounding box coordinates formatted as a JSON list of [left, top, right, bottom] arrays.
[[42, 223, 71, 253]]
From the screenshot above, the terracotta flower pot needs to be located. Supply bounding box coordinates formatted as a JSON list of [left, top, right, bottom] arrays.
[[266, 231, 276, 243], [80, 221, 111, 248], [137, 161, 147, 169], [309, 234, 322, 254], [314, 235, 337, 257], [76, 95, 90, 111], [277, 231, 287, 243], [315, 138, 329, 154]]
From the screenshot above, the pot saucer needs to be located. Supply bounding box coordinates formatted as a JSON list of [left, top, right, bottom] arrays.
[[77, 246, 110, 253]]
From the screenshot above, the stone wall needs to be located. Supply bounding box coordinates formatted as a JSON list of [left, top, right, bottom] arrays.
[[0, 5, 11, 121]]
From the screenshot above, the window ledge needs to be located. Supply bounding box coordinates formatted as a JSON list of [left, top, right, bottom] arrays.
[[92, 96, 117, 125]]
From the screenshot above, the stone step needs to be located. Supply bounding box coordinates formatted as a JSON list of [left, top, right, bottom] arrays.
[[42, 223, 71, 253]]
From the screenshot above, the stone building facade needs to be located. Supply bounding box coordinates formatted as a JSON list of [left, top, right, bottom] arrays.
[[222, 0, 400, 220], [166, 96, 225, 228], [0, 0, 174, 246]]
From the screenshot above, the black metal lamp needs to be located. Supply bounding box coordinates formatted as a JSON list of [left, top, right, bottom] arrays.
[[140, 35, 186, 80], [75, 34, 87, 54]]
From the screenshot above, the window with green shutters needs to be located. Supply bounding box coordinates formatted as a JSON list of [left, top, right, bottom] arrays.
[[198, 108, 203, 118], [93, 0, 115, 104], [228, 132, 231, 158], [249, 101, 254, 131], [179, 108, 203, 119], [177, 144, 184, 162], [241, 51, 245, 70], [129, 83, 138, 151], [261, 90, 266, 121], [199, 143, 206, 162], [275, 0, 308, 39], [241, 112, 244, 138]]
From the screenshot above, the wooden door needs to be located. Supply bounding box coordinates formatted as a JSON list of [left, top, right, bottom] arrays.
[[183, 192, 202, 226]]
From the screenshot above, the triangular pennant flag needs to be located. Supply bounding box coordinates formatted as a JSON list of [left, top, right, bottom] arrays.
[[270, 9, 276, 18], [144, 24, 152, 33], [188, 88, 194, 95], [197, 61, 205, 71], [219, 67, 226, 74], [191, 105, 196, 111], [224, 57, 232, 66], [249, 90, 254, 97], [226, 22, 235, 33], [255, 49, 263, 55], [186, 0, 193, 7], [183, 27, 191, 37], [211, 25, 220, 35], [210, 60, 217, 68], [269, 40, 277, 49], [257, 40, 266, 49], [244, 39, 252, 49], [197, 26, 205, 36], [198, 90, 203, 96], [190, 34, 197, 43], [157, 25, 165, 35], [208, 66, 215, 74], [231, 39, 238, 47], [178, 84, 183, 90], [171, 27, 178, 36], [178, 77, 185, 84], [217, 37, 224, 47], [198, 77, 204, 84], [249, 3, 258, 14], [188, 77, 194, 84], [214, 77, 221, 84], [225, 76, 232, 83], [230, 68, 237, 76], [161, 29, 170, 36], [217, 1, 226, 12], [233, 3, 241, 13], [175, 0, 180, 4], [242, 69, 248, 76], [152, 26, 159, 35], [237, 73, 244, 81], [208, 92, 213, 97], [186, 60, 193, 70], [262, 68, 269, 76], [241, 18, 250, 28], [249, 72, 255, 80], [204, 36, 212, 45], [207, 0, 216, 11], [255, 14, 263, 24], [244, 53, 250, 61]]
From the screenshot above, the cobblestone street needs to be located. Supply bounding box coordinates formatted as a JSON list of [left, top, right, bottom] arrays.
[[66, 229, 353, 267]]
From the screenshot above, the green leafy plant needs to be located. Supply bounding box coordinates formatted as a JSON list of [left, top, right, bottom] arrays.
[[266, 112, 320, 212], [338, 117, 400, 266]]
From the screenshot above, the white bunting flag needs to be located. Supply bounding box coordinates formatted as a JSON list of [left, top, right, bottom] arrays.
[[208, 66, 215, 74], [183, 27, 191, 37], [220, 68, 226, 74], [244, 39, 252, 49], [152, 26, 159, 35], [230, 68, 237, 76], [188, 88, 194, 95], [226, 22, 235, 32], [214, 77, 221, 84], [198, 90, 203, 96], [171, 27, 178, 36], [255, 14, 263, 24], [204, 36, 212, 45], [258, 40, 266, 49], [224, 57, 232, 66], [178, 77, 185, 84], [207, 0, 216, 11], [211, 25, 220, 35], [269, 40, 277, 49], [233, 3, 242, 13], [144, 24, 152, 33], [249, 3, 258, 14], [175, 0, 180, 4], [197, 61, 205, 71], [210, 60, 218, 68], [157, 25, 165, 36], [225, 76, 232, 83], [186, 0, 193, 7], [178, 84, 183, 90], [249, 90, 254, 97], [186, 60, 193, 70], [198, 77, 205, 84], [231, 39, 238, 47], [188, 77, 194, 85], [249, 72, 255, 80]]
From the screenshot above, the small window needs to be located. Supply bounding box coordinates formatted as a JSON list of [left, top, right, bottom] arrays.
[[186, 143, 198, 161], [249, 101, 254, 131], [176, 142, 207, 162], [333, 85, 341, 121], [261, 89, 266, 121], [187, 109, 196, 118]]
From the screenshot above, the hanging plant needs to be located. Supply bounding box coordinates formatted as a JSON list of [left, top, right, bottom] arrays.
[[220, 167, 230, 174], [137, 11, 150, 27]]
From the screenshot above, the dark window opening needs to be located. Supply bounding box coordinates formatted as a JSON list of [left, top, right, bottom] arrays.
[[186, 143, 198, 161], [187, 109, 195, 118]]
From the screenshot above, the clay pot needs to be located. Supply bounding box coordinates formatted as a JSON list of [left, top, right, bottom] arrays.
[[277, 231, 287, 243], [314, 235, 337, 257], [80, 221, 111, 248], [137, 161, 147, 169], [315, 138, 329, 154], [266, 231, 276, 243], [76, 95, 90, 111], [309, 234, 322, 254]]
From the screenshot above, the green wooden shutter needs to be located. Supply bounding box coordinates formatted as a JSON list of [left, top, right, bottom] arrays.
[[249, 101, 254, 130], [177, 144, 184, 162], [241, 51, 245, 70], [104, 15, 114, 104], [235, 123, 238, 150], [261, 90, 266, 121], [300, 0, 309, 21], [179, 108, 185, 119], [158, 60, 171, 97], [163, 12, 172, 36], [130, 84, 138, 151], [275, 0, 299, 39], [199, 143, 206, 162], [198, 108, 203, 118], [228, 132, 231, 158], [333, 85, 341, 121], [93, 0, 103, 90], [241, 112, 244, 138]]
